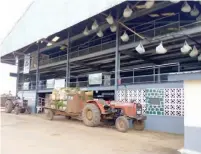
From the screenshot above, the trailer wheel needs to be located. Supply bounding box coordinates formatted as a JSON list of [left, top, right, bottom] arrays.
[[5, 100, 13, 113], [65, 116, 71, 120], [134, 120, 145, 131], [115, 116, 129, 133], [82, 103, 101, 127], [46, 109, 54, 120]]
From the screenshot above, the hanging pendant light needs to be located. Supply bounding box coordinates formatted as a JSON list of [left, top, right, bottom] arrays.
[[106, 13, 114, 25], [123, 5, 133, 18], [189, 45, 199, 57], [136, 42, 145, 54], [181, 1, 191, 13], [110, 24, 117, 32], [120, 31, 129, 42], [83, 26, 89, 36], [198, 54, 201, 61], [91, 20, 99, 30], [181, 40, 192, 54], [145, 0, 155, 9], [190, 5, 200, 16], [156, 42, 167, 54], [169, 0, 180, 3], [97, 29, 104, 37]]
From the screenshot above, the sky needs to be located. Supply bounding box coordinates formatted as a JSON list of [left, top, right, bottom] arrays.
[[0, 0, 33, 95]]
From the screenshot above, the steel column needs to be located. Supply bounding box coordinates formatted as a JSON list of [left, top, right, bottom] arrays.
[[158, 67, 160, 83], [114, 9, 120, 101], [66, 31, 70, 87], [35, 42, 40, 113], [15, 56, 19, 96]]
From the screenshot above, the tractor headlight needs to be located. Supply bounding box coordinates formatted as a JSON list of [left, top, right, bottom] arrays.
[[136, 103, 142, 115]]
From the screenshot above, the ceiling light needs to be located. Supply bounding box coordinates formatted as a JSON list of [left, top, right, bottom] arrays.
[[198, 54, 201, 61], [181, 40, 192, 54], [181, 1, 191, 13], [120, 31, 129, 42], [106, 13, 114, 25], [52, 36, 60, 42], [123, 5, 133, 18], [180, 41, 192, 54], [97, 29, 104, 37], [60, 45, 66, 51], [110, 24, 117, 32], [136, 42, 145, 54], [149, 14, 160, 17], [169, 0, 181, 3], [83, 26, 89, 36], [161, 12, 176, 16], [189, 45, 199, 57], [91, 20, 99, 30], [156, 42, 167, 54], [145, 0, 155, 9], [47, 42, 53, 46], [190, 5, 200, 16]]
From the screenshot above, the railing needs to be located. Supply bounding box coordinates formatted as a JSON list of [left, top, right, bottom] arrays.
[[33, 14, 199, 68], [17, 72, 184, 91]]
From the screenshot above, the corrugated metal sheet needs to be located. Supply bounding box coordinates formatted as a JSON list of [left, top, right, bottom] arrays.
[[0, 0, 126, 57]]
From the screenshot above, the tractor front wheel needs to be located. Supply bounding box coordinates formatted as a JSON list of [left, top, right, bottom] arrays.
[[14, 106, 20, 115], [115, 116, 129, 133], [46, 109, 54, 120], [5, 100, 13, 113], [134, 120, 145, 131], [82, 103, 101, 127]]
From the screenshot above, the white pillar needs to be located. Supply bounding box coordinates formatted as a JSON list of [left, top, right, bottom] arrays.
[[179, 80, 201, 154]]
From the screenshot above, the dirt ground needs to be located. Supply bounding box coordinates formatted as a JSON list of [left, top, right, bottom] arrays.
[[1, 110, 184, 154]]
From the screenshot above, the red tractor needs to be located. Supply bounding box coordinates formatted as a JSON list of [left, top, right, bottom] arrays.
[[44, 90, 146, 132]]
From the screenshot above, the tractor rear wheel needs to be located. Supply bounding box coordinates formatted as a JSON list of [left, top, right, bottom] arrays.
[[115, 116, 129, 133], [46, 109, 54, 120], [82, 103, 101, 127], [134, 120, 145, 131], [5, 100, 13, 113]]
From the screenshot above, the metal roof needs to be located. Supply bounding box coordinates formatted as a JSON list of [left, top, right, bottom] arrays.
[[0, 0, 126, 57]]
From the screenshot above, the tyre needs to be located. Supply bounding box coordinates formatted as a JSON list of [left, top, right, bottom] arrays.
[[115, 116, 129, 133], [26, 106, 32, 114], [14, 106, 20, 115], [20, 108, 26, 113], [46, 109, 54, 120], [134, 120, 145, 131], [82, 103, 101, 127], [5, 100, 14, 113]]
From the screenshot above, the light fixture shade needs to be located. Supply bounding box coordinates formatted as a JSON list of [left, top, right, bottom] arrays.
[[198, 54, 201, 61], [136, 42, 145, 54], [169, 0, 180, 3], [145, 0, 155, 9], [181, 40, 192, 54], [156, 42, 167, 54], [120, 31, 129, 42], [189, 45, 199, 57], [123, 5, 133, 18], [110, 24, 117, 32], [91, 20, 99, 30], [97, 29, 104, 37], [190, 5, 200, 16], [106, 13, 114, 25], [181, 1, 191, 13], [83, 26, 89, 35]]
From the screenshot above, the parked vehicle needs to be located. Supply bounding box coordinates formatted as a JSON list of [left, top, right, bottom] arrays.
[[44, 88, 146, 132], [5, 96, 31, 115]]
